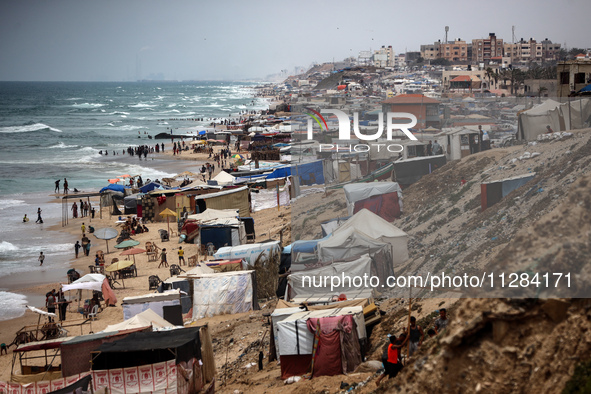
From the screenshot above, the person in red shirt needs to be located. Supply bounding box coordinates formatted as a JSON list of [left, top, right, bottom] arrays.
[[376, 333, 409, 386]]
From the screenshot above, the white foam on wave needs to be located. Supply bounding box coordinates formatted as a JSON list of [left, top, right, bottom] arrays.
[[109, 125, 145, 131], [0, 241, 19, 253], [0, 123, 62, 133], [129, 103, 157, 108], [109, 111, 130, 116], [72, 103, 105, 109], [48, 142, 78, 149], [0, 292, 28, 321], [0, 200, 26, 211]]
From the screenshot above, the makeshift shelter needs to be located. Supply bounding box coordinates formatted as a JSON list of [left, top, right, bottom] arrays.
[[517, 99, 563, 140], [91, 326, 215, 393], [139, 181, 169, 193], [187, 208, 238, 222], [123, 194, 139, 214], [62, 273, 117, 307], [121, 289, 183, 321], [286, 255, 377, 301], [212, 170, 236, 185], [292, 160, 325, 185], [343, 182, 403, 220], [181, 270, 259, 319], [102, 309, 176, 333], [481, 173, 536, 210], [320, 217, 350, 237], [316, 227, 394, 279], [393, 155, 447, 187], [194, 186, 250, 217], [331, 209, 409, 267], [213, 240, 281, 265], [158, 277, 192, 314], [273, 306, 365, 379]]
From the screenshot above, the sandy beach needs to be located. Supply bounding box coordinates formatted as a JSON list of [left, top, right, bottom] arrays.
[[0, 145, 291, 382]]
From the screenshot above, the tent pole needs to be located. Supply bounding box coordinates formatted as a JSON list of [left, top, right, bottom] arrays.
[[406, 286, 412, 364]]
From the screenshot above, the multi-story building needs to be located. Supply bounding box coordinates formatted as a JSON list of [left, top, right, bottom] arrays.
[[540, 39, 561, 62], [504, 38, 561, 65], [373, 46, 395, 68], [557, 59, 591, 99], [472, 33, 504, 64], [439, 39, 469, 63], [420, 42, 440, 61], [381, 94, 441, 129]]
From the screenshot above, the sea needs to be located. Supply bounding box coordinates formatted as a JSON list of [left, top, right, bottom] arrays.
[[0, 81, 268, 320]]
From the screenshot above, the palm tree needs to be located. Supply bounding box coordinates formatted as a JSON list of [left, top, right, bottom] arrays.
[[485, 67, 494, 90]]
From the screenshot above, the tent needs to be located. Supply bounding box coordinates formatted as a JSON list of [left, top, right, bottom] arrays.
[[187, 270, 259, 319], [91, 327, 215, 393], [121, 289, 183, 320], [99, 184, 126, 194], [286, 255, 376, 301], [213, 240, 281, 265], [331, 209, 409, 266], [212, 171, 236, 185], [139, 181, 169, 193], [517, 99, 563, 140], [481, 173, 536, 210], [62, 273, 106, 292], [123, 194, 139, 214], [317, 227, 392, 267], [343, 182, 402, 216], [394, 155, 447, 186], [102, 309, 176, 333], [195, 186, 250, 217], [320, 217, 350, 237], [187, 208, 238, 223], [292, 160, 325, 185], [273, 306, 365, 379]]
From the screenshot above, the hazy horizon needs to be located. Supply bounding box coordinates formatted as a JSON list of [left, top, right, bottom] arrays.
[[1, 0, 589, 82]]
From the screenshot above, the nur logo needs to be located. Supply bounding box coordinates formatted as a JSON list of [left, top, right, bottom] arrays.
[[305, 108, 418, 141]]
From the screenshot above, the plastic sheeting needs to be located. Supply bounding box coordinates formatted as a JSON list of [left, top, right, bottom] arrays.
[[214, 241, 280, 265], [274, 306, 365, 357], [287, 255, 374, 299], [191, 270, 255, 319], [92, 360, 177, 394], [62, 273, 106, 292], [122, 291, 182, 320], [251, 183, 290, 212], [317, 228, 390, 262], [292, 160, 325, 185]]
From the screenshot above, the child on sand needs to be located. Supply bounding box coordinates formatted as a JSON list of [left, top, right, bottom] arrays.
[[159, 248, 168, 268], [178, 247, 185, 265]]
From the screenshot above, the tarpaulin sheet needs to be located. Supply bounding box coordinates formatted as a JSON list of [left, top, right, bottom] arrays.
[[213, 241, 280, 265], [92, 359, 177, 394], [287, 255, 374, 299], [343, 182, 402, 215], [353, 191, 401, 222], [292, 160, 325, 185], [0, 373, 91, 394], [317, 227, 390, 262], [274, 306, 365, 357], [251, 184, 290, 212], [279, 355, 313, 379], [192, 271, 254, 318], [123, 299, 180, 321]]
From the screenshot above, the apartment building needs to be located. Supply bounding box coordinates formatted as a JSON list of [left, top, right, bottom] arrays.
[[472, 33, 503, 63]]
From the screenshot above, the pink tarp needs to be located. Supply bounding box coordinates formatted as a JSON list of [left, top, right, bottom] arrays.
[[102, 278, 117, 306]]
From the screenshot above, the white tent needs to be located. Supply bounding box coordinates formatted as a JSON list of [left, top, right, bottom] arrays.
[[214, 241, 281, 265], [518, 99, 563, 140], [102, 308, 177, 332], [62, 274, 106, 292], [274, 306, 366, 357], [287, 255, 374, 300], [343, 182, 402, 215], [121, 289, 182, 320], [187, 208, 239, 223], [316, 227, 390, 262], [330, 209, 409, 266], [212, 171, 236, 185]]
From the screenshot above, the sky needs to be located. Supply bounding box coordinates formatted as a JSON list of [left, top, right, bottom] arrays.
[[0, 0, 589, 82]]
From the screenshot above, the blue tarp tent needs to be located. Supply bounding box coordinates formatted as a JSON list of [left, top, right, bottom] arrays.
[[139, 182, 168, 193], [288, 235, 330, 254], [266, 166, 291, 180], [577, 84, 591, 94], [292, 160, 324, 185], [198, 130, 207, 135], [100, 184, 126, 193]]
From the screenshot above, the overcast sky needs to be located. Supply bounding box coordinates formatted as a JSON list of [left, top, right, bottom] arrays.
[[0, 0, 589, 82]]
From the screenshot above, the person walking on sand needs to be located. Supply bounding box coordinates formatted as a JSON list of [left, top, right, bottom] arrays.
[[55, 179, 60, 193], [63, 178, 69, 194], [158, 248, 168, 268], [38, 252, 45, 266], [71, 202, 78, 218], [74, 241, 81, 258], [85, 241, 91, 257], [178, 246, 185, 266], [36, 208, 43, 224]]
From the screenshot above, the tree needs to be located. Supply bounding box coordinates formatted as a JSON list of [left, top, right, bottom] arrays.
[[485, 67, 494, 89], [431, 58, 451, 66]]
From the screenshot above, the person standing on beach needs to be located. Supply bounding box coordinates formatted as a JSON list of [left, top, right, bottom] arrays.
[[158, 248, 168, 268], [74, 241, 81, 258], [81, 222, 86, 235], [55, 179, 60, 193], [72, 202, 78, 218], [38, 251, 45, 266], [63, 178, 69, 194], [36, 208, 43, 224], [85, 241, 91, 257], [57, 290, 69, 321], [178, 247, 185, 266]]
